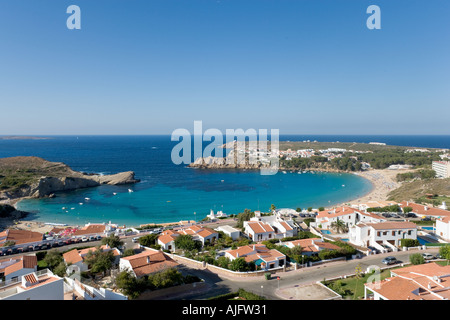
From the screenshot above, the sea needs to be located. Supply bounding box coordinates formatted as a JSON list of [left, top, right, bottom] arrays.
[[1, 134, 449, 227]]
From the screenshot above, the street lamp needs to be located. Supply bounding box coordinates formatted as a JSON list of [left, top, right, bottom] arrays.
[[261, 285, 264, 297]]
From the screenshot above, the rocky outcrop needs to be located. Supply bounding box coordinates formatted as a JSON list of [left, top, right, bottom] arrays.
[[0, 156, 139, 203]]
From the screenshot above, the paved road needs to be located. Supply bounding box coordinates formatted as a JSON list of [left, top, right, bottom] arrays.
[[175, 247, 442, 300]]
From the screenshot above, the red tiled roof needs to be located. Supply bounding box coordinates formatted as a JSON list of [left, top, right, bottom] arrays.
[[122, 249, 178, 277], [246, 221, 274, 234], [399, 201, 450, 217]]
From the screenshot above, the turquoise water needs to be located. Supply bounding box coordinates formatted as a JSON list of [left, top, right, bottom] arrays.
[[421, 226, 435, 231], [321, 230, 332, 235], [17, 170, 372, 227], [0, 135, 372, 227]]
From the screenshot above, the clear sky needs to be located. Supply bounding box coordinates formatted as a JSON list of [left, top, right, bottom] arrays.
[[0, 0, 449, 135]]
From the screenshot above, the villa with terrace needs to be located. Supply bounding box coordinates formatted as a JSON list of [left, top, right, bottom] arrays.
[[349, 221, 418, 252], [283, 237, 342, 257], [312, 206, 385, 231], [224, 244, 286, 270]]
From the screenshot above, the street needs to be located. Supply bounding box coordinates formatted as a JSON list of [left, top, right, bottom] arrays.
[[174, 247, 441, 300]]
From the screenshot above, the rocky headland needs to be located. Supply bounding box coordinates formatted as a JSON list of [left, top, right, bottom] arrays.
[[0, 156, 140, 205]]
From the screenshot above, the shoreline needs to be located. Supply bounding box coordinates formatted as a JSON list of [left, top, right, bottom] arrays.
[[1, 168, 408, 234]]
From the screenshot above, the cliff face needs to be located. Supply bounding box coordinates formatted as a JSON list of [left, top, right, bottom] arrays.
[[0, 156, 139, 202]]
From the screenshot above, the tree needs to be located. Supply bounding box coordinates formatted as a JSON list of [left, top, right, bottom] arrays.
[[216, 256, 231, 269], [236, 209, 255, 229], [402, 206, 413, 215], [330, 219, 348, 234], [174, 234, 202, 252], [138, 234, 158, 247], [53, 261, 67, 277], [409, 253, 425, 265], [229, 257, 248, 272], [296, 207, 302, 212], [270, 204, 276, 212], [307, 207, 313, 212], [84, 248, 115, 276], [439, 245, 450, 264], [115, 270, 145, 299], [122, 248, 136, 257], [318, 207, 325, 212], [148, 268, 184, 289], [43, 250, 63, 269], [101, 234, 123, 248]]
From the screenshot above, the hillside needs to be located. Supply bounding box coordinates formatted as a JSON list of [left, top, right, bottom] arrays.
[[0, 156, 139, 202]]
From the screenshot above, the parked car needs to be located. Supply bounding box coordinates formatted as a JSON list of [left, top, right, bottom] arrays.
[[381, 244, 392, 252], [32, 244, 41, 251], [436, 253, 442, 259], [422, 253, 435, 260], [132, 237, 140, 243], [382, 256, 398, 265], [81, 236, 89, 242], [406, 213, 416, 218], [95, 235, 102, 241], [421, 217, 432, 221], [88, 236, 96, 241]]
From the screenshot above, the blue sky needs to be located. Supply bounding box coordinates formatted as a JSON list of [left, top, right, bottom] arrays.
[[0, 0, 449, 135]]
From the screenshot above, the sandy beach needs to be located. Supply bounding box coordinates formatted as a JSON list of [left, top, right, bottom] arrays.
[[346, 168, 413, 206]]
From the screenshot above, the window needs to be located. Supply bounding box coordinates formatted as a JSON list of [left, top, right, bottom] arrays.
[[392, 231, 395, 236]]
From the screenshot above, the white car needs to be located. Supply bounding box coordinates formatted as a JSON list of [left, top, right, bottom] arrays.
[[132, 237, 140, 243], [422, 253, 435, 260]]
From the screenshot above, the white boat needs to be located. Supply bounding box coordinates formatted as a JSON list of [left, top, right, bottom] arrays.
[[342, 184, 345, 187], [282, 171, 287, 174], [85, 197, 90, 200], [128, 189, 133, 193], [79, 203, 83, 205], [113, 192, 117, 195]]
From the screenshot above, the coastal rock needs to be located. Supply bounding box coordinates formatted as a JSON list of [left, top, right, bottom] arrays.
[[0, 156, 140, 203]]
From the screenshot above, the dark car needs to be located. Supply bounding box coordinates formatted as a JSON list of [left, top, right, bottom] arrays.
[[382, 256, 398, 265]]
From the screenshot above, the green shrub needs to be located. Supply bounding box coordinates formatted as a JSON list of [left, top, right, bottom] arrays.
[[400, 239, 420, 247], [409, 253, 425, 265]]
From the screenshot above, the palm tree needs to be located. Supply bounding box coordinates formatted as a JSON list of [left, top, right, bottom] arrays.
[[330, 219, 348, 234]]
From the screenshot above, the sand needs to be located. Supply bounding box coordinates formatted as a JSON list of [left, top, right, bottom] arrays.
[[346, 168, 413, 206]]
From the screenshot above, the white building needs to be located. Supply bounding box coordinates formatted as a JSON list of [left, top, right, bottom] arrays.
[[314, 206, 384, 230], [63, 245, 121, 272], [349, 221, 418, 252], [247, 213, 298, 239], [432, 161, 450, 178], [0, 255, 37, 281], [0, 269, 64, 300], [119, 248, 178, 278], [436, 217, 450, 241], [224, 244, 286, 270], [215, 225, 241, 240], [157, 225, 219, 251], [243, 221, 275, 241]]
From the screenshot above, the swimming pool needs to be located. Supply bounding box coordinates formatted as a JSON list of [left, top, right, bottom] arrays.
[[422, 226, 435, 231], [321, 230, 331, 235]]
